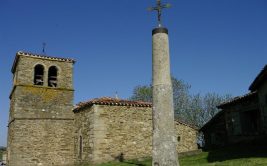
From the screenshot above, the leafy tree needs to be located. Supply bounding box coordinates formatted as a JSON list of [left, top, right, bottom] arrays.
[[130, 85, 152, 102], [129, 76, 232, 128]]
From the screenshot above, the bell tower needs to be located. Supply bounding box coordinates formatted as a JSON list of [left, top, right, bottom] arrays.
[[7, 51, 75, 166]]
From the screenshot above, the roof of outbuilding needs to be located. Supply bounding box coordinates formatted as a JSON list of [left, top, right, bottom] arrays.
[[11, 51, 76, 73], [174, 118, 199, 130], [73, 97, 152, 112], [199, 110, 225, 132], [216, 91, 257, 109], [249, 65, 267, 91]]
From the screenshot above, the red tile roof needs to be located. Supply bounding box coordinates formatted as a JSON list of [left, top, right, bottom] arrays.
[[12, 51, 76, 73], [73, 97, 152, 112], [74, 97, 199, 130]]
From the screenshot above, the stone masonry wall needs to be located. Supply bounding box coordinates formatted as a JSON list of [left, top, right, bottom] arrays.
[[8, 119, 74, 166], [92, 105, 153, 164], [14, 55, 73, 89], [175, 121, 198, 153], [8, 54, 75, 166], [75, 105, 198, 164], [10, 86, 74, 119], [74, 106, 95, 164]]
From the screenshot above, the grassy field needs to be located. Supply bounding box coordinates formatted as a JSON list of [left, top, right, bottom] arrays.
[[93, 140, 267, 166], [96, 153, 267, 166]]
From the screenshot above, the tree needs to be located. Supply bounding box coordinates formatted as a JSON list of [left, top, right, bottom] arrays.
[[130, 85, 152, 102], [186, 93, 232, 127], [129, 77, 232, 128]]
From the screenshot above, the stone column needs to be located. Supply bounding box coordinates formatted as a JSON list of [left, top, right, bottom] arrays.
[[152, 27, 179, 166]]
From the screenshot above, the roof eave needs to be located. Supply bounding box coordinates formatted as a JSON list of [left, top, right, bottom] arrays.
[[249, 65, 267, 91]]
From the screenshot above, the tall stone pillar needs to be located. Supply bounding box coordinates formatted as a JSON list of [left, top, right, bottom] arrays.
[[152, 27, 179, 166]]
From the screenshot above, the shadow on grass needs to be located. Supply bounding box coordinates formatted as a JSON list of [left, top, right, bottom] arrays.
[[120, 161, 146, 166], [114, 153, 146, 166], [207, 137, 267, 162]]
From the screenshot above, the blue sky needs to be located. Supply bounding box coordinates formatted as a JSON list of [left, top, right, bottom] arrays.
[[0, 0, 266, 146]]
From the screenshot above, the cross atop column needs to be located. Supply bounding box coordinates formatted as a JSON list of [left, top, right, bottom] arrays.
[[148, 0, 171, 27]]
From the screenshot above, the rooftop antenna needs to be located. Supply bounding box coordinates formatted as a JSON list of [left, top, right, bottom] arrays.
[[147, 0, 171, 27], [42, 42, 46, 55]]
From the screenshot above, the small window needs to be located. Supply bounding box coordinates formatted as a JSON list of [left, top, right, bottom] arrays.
[[177, 136, 181, 142], [265, 94, 267, 104], [48, 66, 58, 87], [79, 136, 83, 159], [34, 64, 44, 86]]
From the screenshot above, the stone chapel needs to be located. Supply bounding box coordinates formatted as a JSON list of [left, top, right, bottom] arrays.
[[7, 51, 198, 166]]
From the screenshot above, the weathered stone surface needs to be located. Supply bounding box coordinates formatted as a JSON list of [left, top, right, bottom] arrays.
[[7, 53, 75, 166], [175, 122, 198, 153], [12, 55, 73, 89], [8, 120, 74, 166], [152, 27, 179, 166], [74, 104, 198, 164]]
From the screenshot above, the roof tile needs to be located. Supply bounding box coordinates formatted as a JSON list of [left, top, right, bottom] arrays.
[[73, 97, 152, 112], [12, 51, 76, 73]]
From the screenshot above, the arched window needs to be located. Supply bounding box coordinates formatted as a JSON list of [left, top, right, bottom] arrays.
[[48, 66, 58, 87], [34, 64, 44, 85]]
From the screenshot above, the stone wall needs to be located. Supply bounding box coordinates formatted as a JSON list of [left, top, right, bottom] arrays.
[[175, 121, 198, 153], [8, 120, 74, 166], [7, 54, 75, 166], [9, 86, 74, 119], [2, 151, 7, 165], [92, 105, 153, 163], [74, 106, 95, 164], [75, 104, 198, 164], [13, 55, 73, 89]]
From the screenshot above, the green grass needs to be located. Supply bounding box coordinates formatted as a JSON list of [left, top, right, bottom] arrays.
[[94, 153, 267, 166], [93, 140, 267, 166], [179, 151, 267, 166], [76, 138, 267, 166]]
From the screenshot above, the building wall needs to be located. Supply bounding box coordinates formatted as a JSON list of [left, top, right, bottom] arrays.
[[74, 106, 95, 164], [75, 105, 198, 164], [202, 113, 228, 149], [2, 152, 7, 165], [258, 81, 267, 133], [7, 55, 75, 166], [13, 55, 73, 89], [8, 120, 74, 166], [202, 97, 260, 149], [175, 122, 198, 153]]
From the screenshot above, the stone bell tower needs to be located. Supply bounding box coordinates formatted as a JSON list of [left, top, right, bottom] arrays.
[[7, 51, 75, 166]]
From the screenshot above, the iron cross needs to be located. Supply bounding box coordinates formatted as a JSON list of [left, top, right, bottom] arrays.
[[148, 0, 171, 27]]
